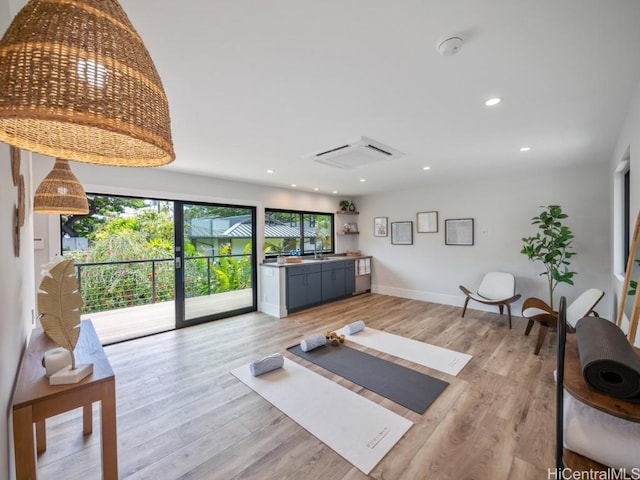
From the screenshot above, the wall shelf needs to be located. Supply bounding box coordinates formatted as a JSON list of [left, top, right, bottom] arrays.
[[337, 211, 358, 234]]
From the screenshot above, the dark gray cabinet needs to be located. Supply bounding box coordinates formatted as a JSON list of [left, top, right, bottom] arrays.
[[345, 260, 356, 295], [321, 261, 346, 301], [285, 259, 357, 313], [286, 264, 322, 311]]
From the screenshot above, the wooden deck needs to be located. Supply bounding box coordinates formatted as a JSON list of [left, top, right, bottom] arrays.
[[84, 289, 254, 344]]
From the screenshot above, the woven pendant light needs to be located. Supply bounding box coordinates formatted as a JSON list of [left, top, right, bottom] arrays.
[[0, 0, 174, 166], [34, 159, 89, 214]]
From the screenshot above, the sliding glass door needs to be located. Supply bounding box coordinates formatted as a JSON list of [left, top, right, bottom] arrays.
[[60, 194, 257, 342], [175, 201, 257, 327]]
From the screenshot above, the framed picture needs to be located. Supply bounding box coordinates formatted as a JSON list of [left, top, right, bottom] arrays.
[[445, 218, 474, 246], [391, 221, 413, 245], [417, 211, 438, 233], [374, 217, 388, 237]]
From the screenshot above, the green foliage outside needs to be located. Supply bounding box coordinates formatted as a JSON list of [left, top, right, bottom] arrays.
[[61, 195, 147, 240], [65, 207, 176, 312], [63, 198, 253, 314], [521, 205, 577, 309], [628, 259, 640, 296], [183, 243, 252, 297]]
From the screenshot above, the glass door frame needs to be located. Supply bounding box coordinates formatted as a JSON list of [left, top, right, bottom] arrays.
[[174, 200, 258, 328]]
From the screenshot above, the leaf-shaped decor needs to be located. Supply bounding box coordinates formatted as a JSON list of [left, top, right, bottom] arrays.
[[37, 259, 83, 370]]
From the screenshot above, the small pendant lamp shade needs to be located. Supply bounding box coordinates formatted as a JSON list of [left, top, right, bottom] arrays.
[[34, 159, 89, 215], [0, 0, 175, 166]]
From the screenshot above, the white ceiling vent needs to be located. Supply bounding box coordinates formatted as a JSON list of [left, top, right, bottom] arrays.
[[304, 136, 404, 169]]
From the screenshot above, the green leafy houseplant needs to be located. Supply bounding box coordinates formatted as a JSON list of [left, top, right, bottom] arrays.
[[521, 205, 577, 309], [339, 200, 350, 211]]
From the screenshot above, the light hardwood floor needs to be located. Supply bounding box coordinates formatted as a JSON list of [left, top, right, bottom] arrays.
[[36, 294, 557, 479]]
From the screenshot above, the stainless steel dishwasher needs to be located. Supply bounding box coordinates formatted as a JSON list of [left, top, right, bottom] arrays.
[[354, 257, 371, 294]]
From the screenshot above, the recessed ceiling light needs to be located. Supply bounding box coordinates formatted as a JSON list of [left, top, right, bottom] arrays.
[[359, 178, 366, 182], [266, 169, 274, 174], [519, 146, 531, 152], [423, 166, 431, 171], [313, 187, 319, 191], [332, 190, 338, 194], [290, 184, 297, 187], [484, 97, 501, 107]]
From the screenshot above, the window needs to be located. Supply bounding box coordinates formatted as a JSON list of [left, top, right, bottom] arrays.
[[264, 209, 334, 257], [614, 153, 631, 278], [624, 167, 631, 269]]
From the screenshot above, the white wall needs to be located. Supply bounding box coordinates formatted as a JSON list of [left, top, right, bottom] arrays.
[[610, 80, 640, 342], [1, 1, 38, 477], [0, 142, 36, 479], [356, 162, 612, 318]]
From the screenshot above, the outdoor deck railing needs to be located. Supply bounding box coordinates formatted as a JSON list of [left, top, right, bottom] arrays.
[[73, 254, 252, 314]]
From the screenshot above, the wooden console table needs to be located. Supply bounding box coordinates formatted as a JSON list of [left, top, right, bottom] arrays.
[[12, 320, 117, 479]]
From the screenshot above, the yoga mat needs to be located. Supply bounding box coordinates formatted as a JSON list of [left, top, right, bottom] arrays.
[[576, 317, 640, 401], [231, 358, 412, 475], [335, 326, 471, 376], [288, 344, 448, 414]]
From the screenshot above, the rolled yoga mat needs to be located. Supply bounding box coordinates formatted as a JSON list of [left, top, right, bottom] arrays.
[[576, 316, 640, 400], [249, 353, 284, 377], [344, 320, 365, 335], [300, 333, 327, 352]]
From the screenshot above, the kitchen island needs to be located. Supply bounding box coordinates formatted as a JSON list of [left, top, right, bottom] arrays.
[[259, 256, 371, 318]]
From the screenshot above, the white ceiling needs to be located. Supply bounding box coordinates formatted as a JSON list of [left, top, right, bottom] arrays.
[[121, 1, 640, 195]]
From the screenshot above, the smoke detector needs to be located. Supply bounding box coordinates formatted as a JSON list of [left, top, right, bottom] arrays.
[[303, 136, 404, 169], [437, 36, 463, 56]]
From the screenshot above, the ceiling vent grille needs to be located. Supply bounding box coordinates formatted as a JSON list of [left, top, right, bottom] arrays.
[[304, 136, 404, 169]]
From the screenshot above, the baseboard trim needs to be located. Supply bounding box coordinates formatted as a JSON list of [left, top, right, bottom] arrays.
[[371, 284, 523, 317]]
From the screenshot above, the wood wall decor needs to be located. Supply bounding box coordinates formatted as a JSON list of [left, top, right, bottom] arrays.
[[17, 174, 25, 227], [14, 204, 20, 257], [11, 146, 20, 186], [11, 147, 24, 257]]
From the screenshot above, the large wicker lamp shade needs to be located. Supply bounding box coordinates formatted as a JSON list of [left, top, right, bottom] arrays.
[[34, 159, 89, 214], [0, 0, 175, 166]]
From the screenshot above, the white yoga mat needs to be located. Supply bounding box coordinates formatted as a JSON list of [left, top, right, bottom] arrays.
[[231, 358, 413, 475], [335, 326, 471, 376]]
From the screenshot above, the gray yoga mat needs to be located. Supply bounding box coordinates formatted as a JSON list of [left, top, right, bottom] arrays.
[[287, 343, 448, 414], [576, 316, 640, 401]]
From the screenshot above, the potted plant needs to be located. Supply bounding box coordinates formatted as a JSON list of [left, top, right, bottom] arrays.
[[339, 200, 350, 211], [265, 242, 286, 264], [521, 204, 577, 309]]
